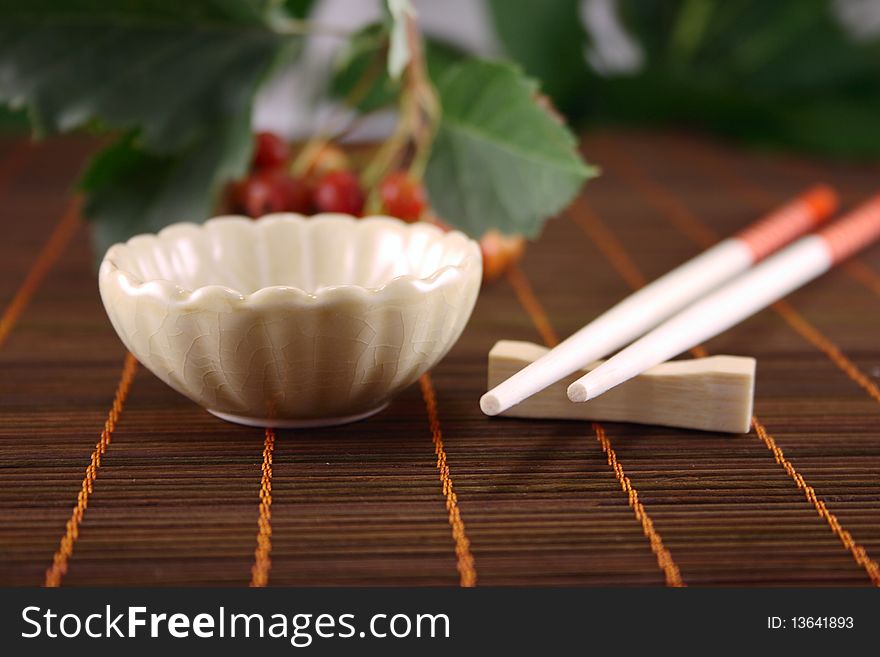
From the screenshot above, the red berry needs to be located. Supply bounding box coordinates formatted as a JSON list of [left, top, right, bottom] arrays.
[[252, 131, 290, 170], [228, 175, 276, 217], [379, 171, 427, 222], [272, 172, 312, 214], [313, 170, 365, 216], [228, 170, 311, 218], [479, 230, 526, 282]]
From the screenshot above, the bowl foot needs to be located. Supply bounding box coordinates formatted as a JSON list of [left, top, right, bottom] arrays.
[[207, 403, 390, 429]]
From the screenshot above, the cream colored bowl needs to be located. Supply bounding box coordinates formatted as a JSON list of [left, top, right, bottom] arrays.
[[98, 214, 482, 427]]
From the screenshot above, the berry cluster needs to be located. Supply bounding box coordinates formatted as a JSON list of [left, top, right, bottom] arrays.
[[227, 132, 425, 221], [226, 132, 524, 281]]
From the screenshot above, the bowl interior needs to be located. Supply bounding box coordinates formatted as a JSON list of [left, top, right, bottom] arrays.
[[109, 214, 473, 294]]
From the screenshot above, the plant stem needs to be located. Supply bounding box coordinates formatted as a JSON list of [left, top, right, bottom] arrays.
[[291, 35, 390, 177], [402, 12, 440, 180], [361, 12, 440, 189]]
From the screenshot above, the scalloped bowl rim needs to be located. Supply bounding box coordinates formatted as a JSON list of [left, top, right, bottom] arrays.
[[99, 213, 483, 308]]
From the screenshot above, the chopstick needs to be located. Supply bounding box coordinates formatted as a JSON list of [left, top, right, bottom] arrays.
[[568, 194, 880, 403], [480, 185, 838, 416]]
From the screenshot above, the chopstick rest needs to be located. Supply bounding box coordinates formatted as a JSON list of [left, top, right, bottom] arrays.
[[481, 185, 836, 417], [488, 340, 755, 433]]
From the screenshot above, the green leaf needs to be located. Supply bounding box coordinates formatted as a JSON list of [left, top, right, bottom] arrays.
[[486, 0, 880, 158], [425, 60, 596, 238], [486, 0, 592, 119], [282, 0, 316, 19], [0, 0, 298, 153], [82, 111, 253, 259], [0, 0, 307, 257], [605, 0, 880, 158]]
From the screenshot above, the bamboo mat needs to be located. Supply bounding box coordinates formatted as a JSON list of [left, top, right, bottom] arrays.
[[1, 131, 878, 587]]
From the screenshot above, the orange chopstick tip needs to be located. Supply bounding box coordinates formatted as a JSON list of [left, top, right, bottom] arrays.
[[820, 192, 880, 264], [735, 184, 840, 262], [803, 184, 839, 220]]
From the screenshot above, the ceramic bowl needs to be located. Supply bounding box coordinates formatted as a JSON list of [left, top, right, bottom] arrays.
[[98, 214, 482, 427]]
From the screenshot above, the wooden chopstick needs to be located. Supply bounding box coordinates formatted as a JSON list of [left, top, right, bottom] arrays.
[[480, 185, 837, 416], [568, 194, 880, 403]]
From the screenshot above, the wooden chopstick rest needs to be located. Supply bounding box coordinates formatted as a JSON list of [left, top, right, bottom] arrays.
[[488, 340, 755, 433], [480, 185, 834, 417]]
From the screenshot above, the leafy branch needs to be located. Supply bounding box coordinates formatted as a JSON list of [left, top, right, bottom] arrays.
[[330, 10, 596, 238], [0, 0, 595, 258]]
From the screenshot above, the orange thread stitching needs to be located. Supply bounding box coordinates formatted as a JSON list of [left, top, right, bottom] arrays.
[[568, 198, 647, 290], [843, 260, 880, 298], [596, 136, 880, 585], [505, 265, 560, 346], [675, 135, 775, 210], [250, 427, 276, 587], [0, 196, 81, 347], [772, 300, 880, 405], [675, 135, 880, 303], [419, 374, 477, 587], [661, 139, 880, 405], [567, 197, 708, 359], [752, 417, 880, 585], [593, 140, 719, 248], [505, 265, 685, 586], [593, 423, 685, 587], [44, 352, 138, 587]]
